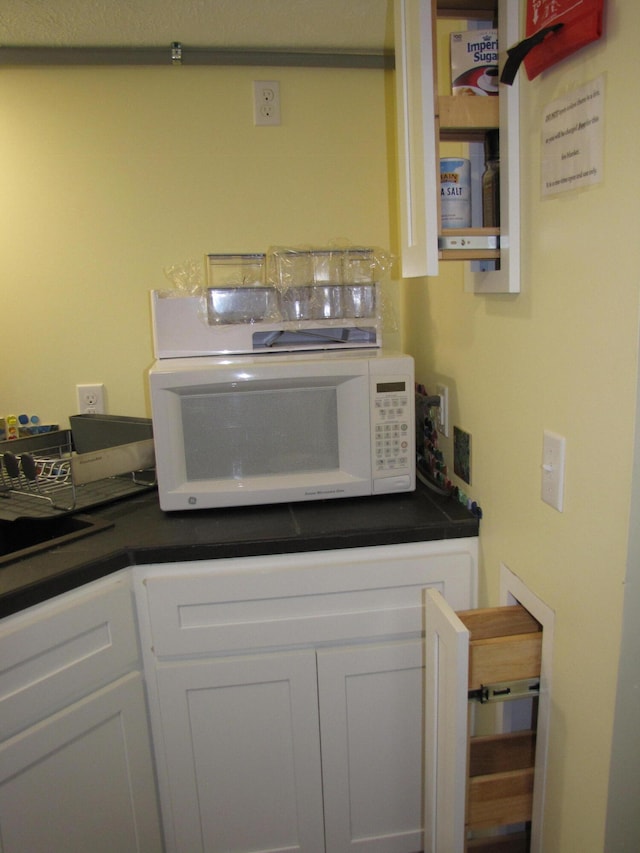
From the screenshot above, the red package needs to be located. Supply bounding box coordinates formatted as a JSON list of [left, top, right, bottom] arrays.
[[524, 0, 605, 80]]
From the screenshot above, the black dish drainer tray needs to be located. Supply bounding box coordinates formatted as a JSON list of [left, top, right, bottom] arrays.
[[0, 430, 155, 520]]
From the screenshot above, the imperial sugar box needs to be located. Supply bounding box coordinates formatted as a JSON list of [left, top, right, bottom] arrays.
[[450, 29, 499, 95], [440, 158, 471, 228]]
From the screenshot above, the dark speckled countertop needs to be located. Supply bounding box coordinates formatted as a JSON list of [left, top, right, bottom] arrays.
[[0, 483, 479, 618]]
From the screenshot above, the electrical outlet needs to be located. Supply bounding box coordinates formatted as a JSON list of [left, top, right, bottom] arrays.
[[253, 80, 281, 126], [76, 383, 106, 415], [435, 383, 449, 437]]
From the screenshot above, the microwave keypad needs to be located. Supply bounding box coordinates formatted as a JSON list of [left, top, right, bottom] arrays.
[[374, 394, 410, 471]]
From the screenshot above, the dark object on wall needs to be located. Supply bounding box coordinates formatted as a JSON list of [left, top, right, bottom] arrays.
[[524, 0, 605, 80], [501, 0, 604, 85]]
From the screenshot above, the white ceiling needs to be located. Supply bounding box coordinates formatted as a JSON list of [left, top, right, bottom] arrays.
[[0, 1, 394, 51]]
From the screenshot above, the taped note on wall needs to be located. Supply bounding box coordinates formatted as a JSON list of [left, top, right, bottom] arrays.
[[541, 76, 604, 196]]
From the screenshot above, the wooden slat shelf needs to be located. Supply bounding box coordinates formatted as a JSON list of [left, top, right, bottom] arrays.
[[470, 731, 537, 777], [437, 0, 497, 18], [438, 95, 499, 140], [467, 832, 530, 852], [438, 227, 500, 261]]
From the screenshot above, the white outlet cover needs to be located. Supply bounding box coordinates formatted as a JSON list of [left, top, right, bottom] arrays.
[[541, 430, 566, 512], [253, 80, 281, 126]]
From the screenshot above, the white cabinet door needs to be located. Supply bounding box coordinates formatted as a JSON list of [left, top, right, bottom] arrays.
[[317, 640, 424, 853], [394, 0, 440, 278], [0, 571, 140, 740], [154, 651, 325, 853], [0, 671, 163, 853], [423, 588, 470, 853]]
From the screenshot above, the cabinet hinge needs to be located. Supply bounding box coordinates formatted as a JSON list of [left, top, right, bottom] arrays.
[[468, 677, 540, 704]]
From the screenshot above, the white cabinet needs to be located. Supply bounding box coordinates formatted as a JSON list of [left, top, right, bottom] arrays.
[[394, 0, 520, 293], [317, 639, 424, 853], [0, 573, 163, 853], [135, 539, 478, 853], [154, 651, 325, 853]]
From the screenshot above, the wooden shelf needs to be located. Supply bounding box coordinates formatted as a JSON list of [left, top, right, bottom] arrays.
[[467, 832, 530, 852], [437, 0, 497, 18], [438, 95, 499, 141], [468, 731, 536, 830], [438, 227, 500, 261]]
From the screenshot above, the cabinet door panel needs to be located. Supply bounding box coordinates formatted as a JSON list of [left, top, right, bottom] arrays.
[[317, 640, 424, 853], [155, 651, 324, 853], [0, 671, 162, 853], [0, 573, 139, 739], [394, 0, 439, 278], [424, 588, 470, 853]]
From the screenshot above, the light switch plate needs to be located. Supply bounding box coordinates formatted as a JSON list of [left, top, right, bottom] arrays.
[[542, 430, 566, 511]]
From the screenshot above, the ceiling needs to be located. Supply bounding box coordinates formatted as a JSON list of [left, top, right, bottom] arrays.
[[0, 1, 394, 52]]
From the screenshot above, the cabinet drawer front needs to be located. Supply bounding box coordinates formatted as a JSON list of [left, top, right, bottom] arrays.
[[468, 632, 542, 691], [458, 604, 542, 690], [140, 541, 477, 657], [0, 574, 139, 739]]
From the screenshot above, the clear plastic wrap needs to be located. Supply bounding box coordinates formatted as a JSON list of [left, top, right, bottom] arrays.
[[266, 243, 394, 325], [153, 243, 396, 355], [163, 257, 205, 295], [205, 253, 283, 326]]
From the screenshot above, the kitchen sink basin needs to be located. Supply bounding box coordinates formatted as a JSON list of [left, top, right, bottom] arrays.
[[0, 514, 114, 566]]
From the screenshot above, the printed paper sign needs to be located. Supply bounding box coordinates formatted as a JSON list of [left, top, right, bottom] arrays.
[[541, 76, 604, 196]]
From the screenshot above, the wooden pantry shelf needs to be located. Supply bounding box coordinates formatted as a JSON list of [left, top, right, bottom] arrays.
[[438, 95, 499, 141], [437, 0, 497, 18], [438, 227, 500, 261]]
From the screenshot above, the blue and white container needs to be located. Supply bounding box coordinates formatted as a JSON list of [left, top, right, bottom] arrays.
[[440, 157, 471, 228]]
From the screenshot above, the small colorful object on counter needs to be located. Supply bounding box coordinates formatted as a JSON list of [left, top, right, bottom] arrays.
[[6, 415, 18, 440], [0, 413, 59, 439]]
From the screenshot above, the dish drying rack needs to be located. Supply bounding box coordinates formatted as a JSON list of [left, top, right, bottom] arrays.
[[0, 431, 155, 520]]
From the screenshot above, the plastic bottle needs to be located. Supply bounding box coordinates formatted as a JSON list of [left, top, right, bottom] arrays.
[[482, 130, 500, 228]]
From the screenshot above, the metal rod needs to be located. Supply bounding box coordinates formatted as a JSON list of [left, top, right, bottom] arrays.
[[0, 45, 394, 69]]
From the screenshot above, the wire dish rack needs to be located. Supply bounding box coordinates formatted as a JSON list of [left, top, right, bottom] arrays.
[[0, 431, 156, 520]]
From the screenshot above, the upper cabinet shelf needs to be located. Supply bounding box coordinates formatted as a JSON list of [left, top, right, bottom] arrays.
[[437, 0, 497, 16], [438, 95, 498, 140], [394, 0, 520, 293]]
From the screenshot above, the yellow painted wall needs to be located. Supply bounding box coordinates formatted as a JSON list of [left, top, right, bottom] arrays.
[[3, 5, 639, 848], [404, 3, 640, 850], [0, 64, 396, 424]]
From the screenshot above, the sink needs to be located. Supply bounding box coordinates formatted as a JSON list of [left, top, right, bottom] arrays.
[[0, 514, 114, 566]]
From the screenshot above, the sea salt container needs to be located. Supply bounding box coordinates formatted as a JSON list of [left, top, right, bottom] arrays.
[[440, 158, 471, 228]]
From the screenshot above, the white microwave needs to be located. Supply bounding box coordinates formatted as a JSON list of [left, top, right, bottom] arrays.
[[149, 349, 415, 510]]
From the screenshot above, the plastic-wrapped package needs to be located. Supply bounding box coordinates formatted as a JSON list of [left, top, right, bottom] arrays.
[[267, 244, 393, 323], [205, 253, 281, 325], [163, 258, 204, 295], [152, 242, 396, 356]]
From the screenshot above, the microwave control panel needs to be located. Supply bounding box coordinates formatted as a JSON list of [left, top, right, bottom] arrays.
[[372, 379, 412, 475]]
